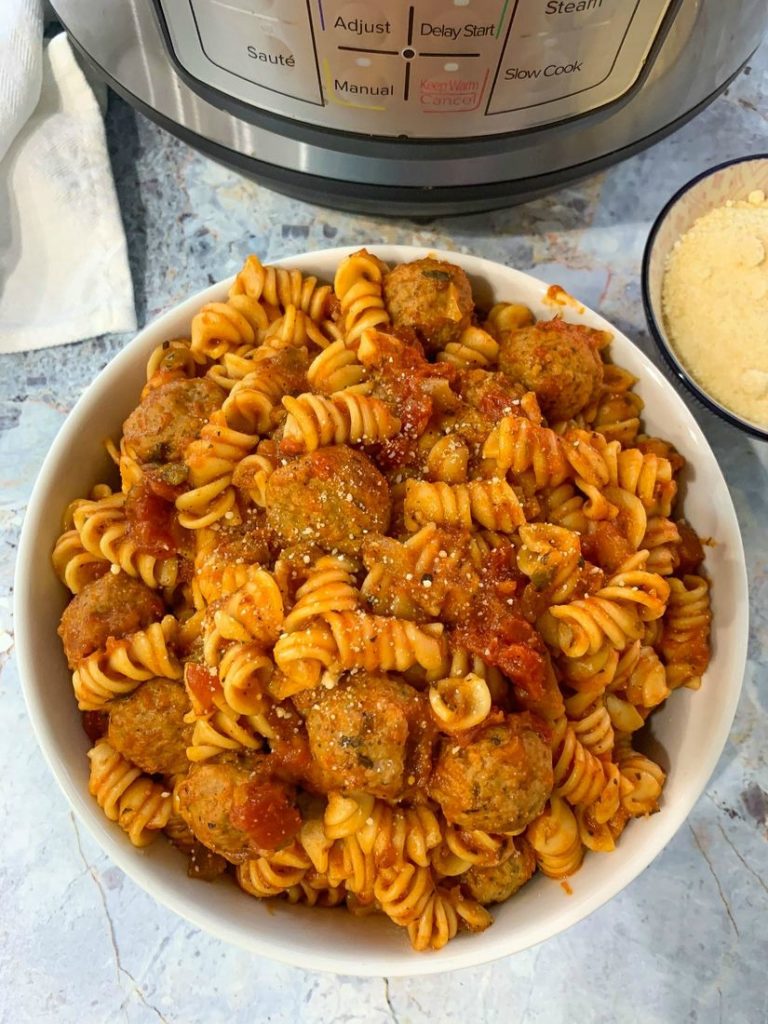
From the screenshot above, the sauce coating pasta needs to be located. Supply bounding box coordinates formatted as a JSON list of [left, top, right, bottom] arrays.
[[53, 251, 712, 952]]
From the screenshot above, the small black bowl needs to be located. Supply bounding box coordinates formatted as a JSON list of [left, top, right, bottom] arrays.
[[641, 154, 768, 441]]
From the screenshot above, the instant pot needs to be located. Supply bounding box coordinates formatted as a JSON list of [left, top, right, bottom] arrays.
[[53, 1, 768, 215]]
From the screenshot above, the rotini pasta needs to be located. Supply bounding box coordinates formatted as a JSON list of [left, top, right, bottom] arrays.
[[73, 616, 180, 710], [281, 392, 401, 452], [190, 295, 271, 363], [231, 254, 332, 322], [482, 414, 570, 490], [175, 411, 257, 529], [660, 575, 711, 690], [436, 325, 500, 369], [403, 479, 525, 533], [333, 248, 390, 343], [306, 338, 369, 395], [88, 739, 172, 847], [73, 491, 179, 590]]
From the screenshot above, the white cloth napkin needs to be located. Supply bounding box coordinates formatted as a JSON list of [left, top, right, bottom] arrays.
[[0, 12, 137, 353]]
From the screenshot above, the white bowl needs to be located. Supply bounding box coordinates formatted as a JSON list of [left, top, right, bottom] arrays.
[[15, 246, 748, 977]]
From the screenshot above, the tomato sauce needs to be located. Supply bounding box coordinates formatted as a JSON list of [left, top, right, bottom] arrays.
[[456, 549, 563, 718], [676, 519, 705, 575], [231, 780, 302, 852], [81, 710, 109, 743], [125, 483, 186, 557], [184, 662, 222, 715]]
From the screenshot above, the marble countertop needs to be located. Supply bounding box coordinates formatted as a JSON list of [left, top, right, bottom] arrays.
[[2, 35, 768, 1024]]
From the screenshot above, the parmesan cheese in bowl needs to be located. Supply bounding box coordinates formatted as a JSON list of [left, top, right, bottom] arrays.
[[642, 156, 768, 439]]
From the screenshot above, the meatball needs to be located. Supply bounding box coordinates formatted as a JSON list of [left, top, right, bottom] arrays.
[[384, 258, 474, 354], [457, 369, 527, 424], [498, 318, 604, 421], [428, 714, 553, 832], [122, 377, 225, 466], [58, 571, 164, 667], [441, 369, 529, 449], [176, 764, 255, 863], [176, 764, 300, 862], [197, 513, 271, 569], [107, 677, 192, 775], [463, 838, 536, 904], [305, 673, 431, 799], [266, 446, 391, 556]]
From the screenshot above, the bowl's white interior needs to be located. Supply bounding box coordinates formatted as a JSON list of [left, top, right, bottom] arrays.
[[646, 157, 768, 433], [15, 246, 747, 977]]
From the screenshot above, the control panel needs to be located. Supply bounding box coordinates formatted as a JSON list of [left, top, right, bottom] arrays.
[[156, 0, 673, 138]]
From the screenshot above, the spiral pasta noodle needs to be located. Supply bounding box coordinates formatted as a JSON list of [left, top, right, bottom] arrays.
[[306, 338, 369, 395], [190, 295, 271, 363], [333, 249, 390, 343], [221, 363, 293, 435], [88, 739, 172, 847], [176, 411, 257, 529], [517, 523, 588, 604], [281, 392, 401, 452], [217, 641, 274, 716], [231, 254, 332, 321], [73, 616, 180, 710], [283, 555, 359, 632], [642, 517, 682, 576], [526, 797, 584, 878], [482, 414, 570, 490], [436, 325, 499, 369], [484, 301, 535, 337], [73, 492, 179, 590], [208, 572, 284, 649], [230, 441, 278, 508], [403, 479, 525, 533], [262, 304, 337, 351], [421, 433, 470, 484], [543, 594, 643, 659], [428, 673, 492, 732], [237, 842, 312, 897], [660, 575, 711, 690], [185, 707, 270, 762], [52, 529, 108, 594]]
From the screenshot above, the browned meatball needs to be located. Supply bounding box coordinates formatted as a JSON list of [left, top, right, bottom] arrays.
[[197, 513, 271, 569], [122, 377, 225, 465], [305, 673, 430, 799], [498, 318, 605, 421], [384, 258, 474, 354], [463, 838, 536, 904], [428, 714, 553, 832], [175, 764, 256, 864], [176, 763, 301, 861], [58, 571, 164, 667], [457, 369, 527, 424], [107, 678, 191, 775], [441, 369, 529, 450], [266, 446, 391, 556]]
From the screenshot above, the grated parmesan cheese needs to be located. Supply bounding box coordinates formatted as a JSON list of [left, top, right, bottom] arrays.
[[661, 188, 768, 426]]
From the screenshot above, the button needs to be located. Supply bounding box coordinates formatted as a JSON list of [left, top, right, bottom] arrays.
[[319, 2, 402, 47], [416, 57, 490, 113], [189, 0, 321, 102], [198, 0, 304, 27], [487, 4, 634, 114], [324, 54, 402, 110], [415, 1, 504, 53], [514, 0, 619, 36]]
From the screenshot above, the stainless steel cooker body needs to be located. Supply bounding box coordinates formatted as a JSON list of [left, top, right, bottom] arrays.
[[52, 0, 768, 214]]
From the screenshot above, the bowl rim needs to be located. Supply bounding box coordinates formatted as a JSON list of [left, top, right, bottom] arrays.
[[14, 244, 749, 976], [641, 152, 768, 441]]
